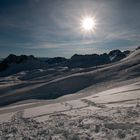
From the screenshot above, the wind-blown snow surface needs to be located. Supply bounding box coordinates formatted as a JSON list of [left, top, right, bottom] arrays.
[[0, 82, 140, 140]]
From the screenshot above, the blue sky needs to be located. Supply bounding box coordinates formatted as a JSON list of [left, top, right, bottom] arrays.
[[0, 0, 140, 58]]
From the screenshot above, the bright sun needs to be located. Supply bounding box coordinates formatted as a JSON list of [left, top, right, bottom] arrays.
[[81, 16, 96, 32]]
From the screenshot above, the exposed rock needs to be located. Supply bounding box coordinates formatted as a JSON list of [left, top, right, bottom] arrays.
[[108, 49, 126, 62], [2, 54, 36, 64], [68, 53, 110, 68], [123, 50, 131, 56], [0, 54, 46, 74]]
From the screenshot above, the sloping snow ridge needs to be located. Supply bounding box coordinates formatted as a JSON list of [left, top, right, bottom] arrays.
[[0, 82, 140, 139]]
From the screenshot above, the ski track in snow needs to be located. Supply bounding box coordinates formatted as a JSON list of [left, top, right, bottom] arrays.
[[0, 82, 140, 140]]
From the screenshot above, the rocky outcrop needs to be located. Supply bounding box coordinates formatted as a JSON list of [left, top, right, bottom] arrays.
[[108, 50, 126, 62], [2, 54, 36, 64], [68, 53, 110, 68]]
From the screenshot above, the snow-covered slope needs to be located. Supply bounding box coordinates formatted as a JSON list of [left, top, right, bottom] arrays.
[[0, 48, 140, 139], [122, 47, 140, 61], [0, 82, 140, 139]]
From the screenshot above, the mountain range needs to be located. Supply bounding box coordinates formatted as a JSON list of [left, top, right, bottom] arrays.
[[0, 46, 139, 106], [0, 48, 131, 76]]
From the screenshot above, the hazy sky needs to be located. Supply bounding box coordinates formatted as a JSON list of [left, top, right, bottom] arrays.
[[0, 0, 140, 58]]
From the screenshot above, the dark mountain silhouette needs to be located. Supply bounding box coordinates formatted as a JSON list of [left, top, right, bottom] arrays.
[[3, 54, 36, 64], [0, 54, 36, 71], [67, 49, 130, 68], [123, 50, 131, 56], [0, 54, 47, 76], [108, 49, 126, 62], [0, 49, 132, 75], [68, 53, 110, 68]]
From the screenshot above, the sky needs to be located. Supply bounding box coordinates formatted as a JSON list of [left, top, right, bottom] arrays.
[[0, 0, 140, 58]]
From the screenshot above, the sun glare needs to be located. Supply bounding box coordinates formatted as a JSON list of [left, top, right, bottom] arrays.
[[81, 16, 96, 32]]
